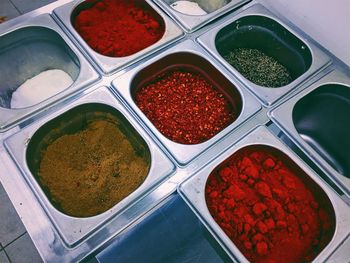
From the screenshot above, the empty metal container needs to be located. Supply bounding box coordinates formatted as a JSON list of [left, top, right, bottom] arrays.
[[270, 69, 350, 199]]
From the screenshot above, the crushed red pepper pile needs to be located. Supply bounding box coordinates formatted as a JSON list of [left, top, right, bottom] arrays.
[[205, 147, 334, 263], [73, 0, 165, 57], [135, 69, 237, 144]]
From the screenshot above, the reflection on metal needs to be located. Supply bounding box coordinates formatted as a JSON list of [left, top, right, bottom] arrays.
[[96, 195, 232, 263]]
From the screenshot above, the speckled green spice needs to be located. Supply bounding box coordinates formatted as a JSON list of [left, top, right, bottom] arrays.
[[224, 48, 292, 88]]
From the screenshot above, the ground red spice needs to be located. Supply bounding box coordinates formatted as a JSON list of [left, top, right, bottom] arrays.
[[205, 147, 334, 263], [73, 0, 165, 57], [135, 69, 237, 144]]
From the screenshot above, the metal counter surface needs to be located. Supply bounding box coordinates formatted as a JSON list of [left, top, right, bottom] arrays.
[[95, 194, 231, 263]]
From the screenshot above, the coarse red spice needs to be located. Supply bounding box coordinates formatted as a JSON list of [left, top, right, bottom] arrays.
[[73, 0, 165, 57], [135, 69, 237, 144], [205, 146, 335, 263]]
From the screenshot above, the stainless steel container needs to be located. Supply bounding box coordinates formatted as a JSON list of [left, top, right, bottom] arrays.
[[197, 4, 332, 106], [153, 0, 250, 32], [2, 86, 174, 257], [326, 235, 350, 262], [270, 69, 350, 199], [0, 14, 99, 131], [53, 0, 184, 75], [0, 0, 349, 262], [179, 125, 350, 262], [112, 40, 262, 165]]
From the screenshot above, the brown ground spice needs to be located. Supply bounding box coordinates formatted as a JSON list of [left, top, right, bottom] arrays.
[[38, 119, 150, 217]]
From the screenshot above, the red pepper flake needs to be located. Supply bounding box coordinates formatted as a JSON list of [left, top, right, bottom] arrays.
[[252, 203, 267, 216], [255, 182, 272, 198], [256, 241, 268, 256], [263, 158, 275, 169], [205, 147, 335, 263], [135, 69, 237, 144], [264, 218, 275, 230], [244, 241, 253, 250], [73, 0, 165, 57], [256, 221, 268, 234]]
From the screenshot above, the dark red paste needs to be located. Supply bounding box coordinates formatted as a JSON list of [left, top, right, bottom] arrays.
[[73, 0, 165, 57], [135, 69, 237, 144], [205, 146, 335, 263]]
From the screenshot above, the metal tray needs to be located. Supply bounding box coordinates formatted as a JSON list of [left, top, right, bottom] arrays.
[[112, 40, 262, 165], [178, 125, 350, 262], [153, 0, 250, 32], [0, 1, 349, 262], [53, 0, 183, 75], [197, 4, 331, 106], [3, 86, 175, 248], [269, 69, 350, 200], [0, 13, 99, 132], [94, 194, 232, 262]]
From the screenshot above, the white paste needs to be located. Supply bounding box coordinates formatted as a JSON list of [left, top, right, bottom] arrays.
[[11, 69, 74, 109], [197, 0, 229, 13], [170, 1, 207, 15]]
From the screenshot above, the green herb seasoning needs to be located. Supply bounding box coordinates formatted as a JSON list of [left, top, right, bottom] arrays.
[[224, 48, 292, 88]]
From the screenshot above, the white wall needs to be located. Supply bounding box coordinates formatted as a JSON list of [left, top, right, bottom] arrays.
[[260, 0, 350, 67]]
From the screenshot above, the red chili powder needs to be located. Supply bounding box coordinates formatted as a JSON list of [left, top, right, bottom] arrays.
[[205, 147, 334, 263], [73, 0, 165, 57], [135, 69, 237, 144]]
